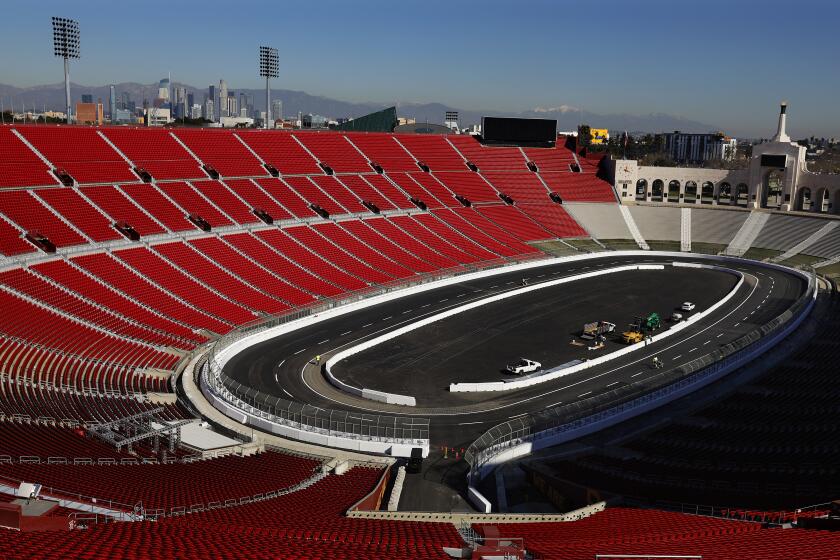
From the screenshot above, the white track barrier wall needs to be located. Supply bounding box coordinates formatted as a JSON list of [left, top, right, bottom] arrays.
[[326, 265, 675, 403], [467, 259, 816, 482], [451, 262, 743, 392]]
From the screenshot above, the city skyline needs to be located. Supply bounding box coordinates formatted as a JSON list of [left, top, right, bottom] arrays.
[[0, 0, 837, 137]]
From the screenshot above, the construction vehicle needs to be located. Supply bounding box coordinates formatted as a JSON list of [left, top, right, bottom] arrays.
[[644, 313, 662, 331], [622, 313, 661, 344], [581, 321, 616, 340], [622, 330, 644, 344]]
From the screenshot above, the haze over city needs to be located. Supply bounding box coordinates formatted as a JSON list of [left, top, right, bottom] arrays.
[[1, 0, 838, 137]]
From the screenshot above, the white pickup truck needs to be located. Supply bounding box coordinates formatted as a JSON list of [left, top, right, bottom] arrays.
[[506, 358, 542, 375]]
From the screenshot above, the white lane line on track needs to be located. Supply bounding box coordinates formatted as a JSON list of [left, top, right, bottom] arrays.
[[703, 340, 711, 345], [734, 322, 741, 327], [689, 347, 697, 352], [717, 333, 725, 338], [578, 391, 592, 398], [362, 323, 373, 328], [509, 413, 528, 419], [440, 298, 449, 302], [317, 339, 329, 345], [421, 304, 430, 308], [673, 354, 682, 360], [489, 285, 499, 289], [545, 401, 563, 408], [458, 421, 484, 426], [606, 381, 619, 387], [382, 316, 392, 321], [282, 388, 294, 398], [402, 310, 412, 314], [340, 331, 352, 336], [299, 269, 764, 418], [294, 348, 306, 355], [457, 293, 466, 298]]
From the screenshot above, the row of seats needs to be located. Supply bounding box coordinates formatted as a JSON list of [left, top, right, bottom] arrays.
[[475, 507, 840, 559]]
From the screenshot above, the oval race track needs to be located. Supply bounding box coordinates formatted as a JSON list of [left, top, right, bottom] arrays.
[[222, 254, 805, 450]]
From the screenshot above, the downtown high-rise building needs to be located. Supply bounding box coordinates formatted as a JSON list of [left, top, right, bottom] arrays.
[[271, 99, 283, 122], [219, 80, 228, 118], [203, 98, 215, 122]]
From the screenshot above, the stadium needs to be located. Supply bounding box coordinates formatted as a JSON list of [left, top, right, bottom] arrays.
[[1, 8, 840, 560]]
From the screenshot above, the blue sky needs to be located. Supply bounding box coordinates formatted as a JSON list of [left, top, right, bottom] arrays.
[[1, 0, 837, 137]]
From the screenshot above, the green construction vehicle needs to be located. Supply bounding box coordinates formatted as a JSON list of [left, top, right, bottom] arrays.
[[643, 312, 661, 331]]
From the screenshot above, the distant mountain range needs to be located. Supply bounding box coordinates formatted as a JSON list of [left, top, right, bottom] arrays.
[[0, 81, 721, 134]]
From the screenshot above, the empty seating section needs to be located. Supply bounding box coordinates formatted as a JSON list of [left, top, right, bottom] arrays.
[[115, 247, 256, 325], [310, 175, 369, 213], [152, 242, 290, 314], [118, 183, 196, 233], [474, 507, 840, 559], [541, 171, 616, 202], [17, 126, 137, 184], [102, 128, 205, 180], [390, 215, 478, 264], [191, 235, 314, 306], [345, 133, 417, 172], [517, 203, 587, 238], [396, 134, 465, 171], [448, 135, 527, 171], [0, 127, 57, 188], [284, 225, 391, 284], [235, 130, 321, 175], [227, 232, 341, 298], [190, 180, 259, 225], [312, 222, 414, 279], [405, 173, 458, 207], [33, 188, 121, 242], [412, 213, 500, 261], [0, 268, 186, 349], [0, 190, 87, 247], [0, 422, 133, 460], [172, 129, 266, 178], [523, 143, 577, 171], [32, 259, 204, 344], [431, 209, 521, 257], [341, 220, 436, 273], [363, 174, 414, 209], [72, 252, 230, 334], [281, 176, 345, 215], [335, 174, 397, 211], [156, 181, 233, 227], [274, 227, 370, 289], [223, 178, 293, 221], [433, 171, 499, 203], [256, 178, 319, 218], [82, 185, 166, 236], [481, 172, 549, 202], [451, 208, 538, 254], [0, 290, 175, 374], [476, 205, 553, 241], [367, 218, 459, 269], [293, 133, 370, 173], [0, 451, 319, 511], [0, 215, 34, 256]]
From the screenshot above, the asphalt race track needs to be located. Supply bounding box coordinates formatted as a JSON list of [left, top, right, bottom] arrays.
[[224, 254, 805, 450]]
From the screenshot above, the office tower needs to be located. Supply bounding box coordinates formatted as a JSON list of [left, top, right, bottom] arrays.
[[81, 94, 93, 103], [271, 99, 283, 122], [219, 80, 228, 117], [109, 85, 116, 122]]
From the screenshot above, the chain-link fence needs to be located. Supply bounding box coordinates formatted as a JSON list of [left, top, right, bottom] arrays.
[[465, 264, 817, 475], [201, 358, 429, 445]]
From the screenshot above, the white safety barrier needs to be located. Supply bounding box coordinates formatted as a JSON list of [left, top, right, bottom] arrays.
[[450, 262, 743, 392], [326, 264, 678, 403]]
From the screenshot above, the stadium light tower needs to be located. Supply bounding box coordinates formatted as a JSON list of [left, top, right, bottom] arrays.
[[52, 17, 80, 124], [259, 46, 279, 129]]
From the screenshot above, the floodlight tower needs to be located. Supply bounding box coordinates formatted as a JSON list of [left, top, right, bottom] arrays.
[[52, 17, 80, 124], [259, 46, 279, 129]]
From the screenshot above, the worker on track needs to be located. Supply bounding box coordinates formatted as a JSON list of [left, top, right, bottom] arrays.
[[652, 356, 663, 369]]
